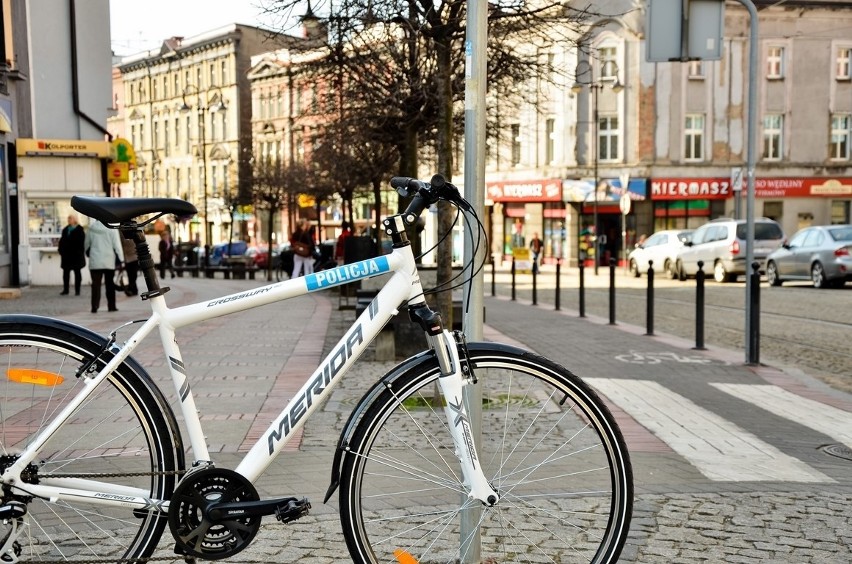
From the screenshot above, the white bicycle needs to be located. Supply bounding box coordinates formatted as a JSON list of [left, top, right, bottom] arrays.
[[0, 175, 632, 563]]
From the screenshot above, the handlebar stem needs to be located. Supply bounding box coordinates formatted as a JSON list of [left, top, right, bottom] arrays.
[[381, 215, 411, 248]]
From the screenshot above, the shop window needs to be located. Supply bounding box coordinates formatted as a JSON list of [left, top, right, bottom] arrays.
[[831, 200, 850, 224], [545, 118, 555, 164], [763, 201, 782, 222], [28, 200, 82, 248], [830, 114, 850, 161], [687, 61, 704, 79]]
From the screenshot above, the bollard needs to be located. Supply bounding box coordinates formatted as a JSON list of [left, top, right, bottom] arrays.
[[555, 260, 561, 311], [748, 261, 761, 365], [578, 261, 586, 317], [646, 260, 655, 336], [608, 257, 617, 325], [694, 260, 706, 350], [491, 258, 496, 297], [532, 265, 538, 306], [511, 257, 516, 301]]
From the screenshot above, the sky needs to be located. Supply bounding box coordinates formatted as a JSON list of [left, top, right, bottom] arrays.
[[110, 0, 286, 56]]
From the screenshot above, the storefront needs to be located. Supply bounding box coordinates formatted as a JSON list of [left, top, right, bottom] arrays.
[[486, 178, 563, 265], [564, 178, 648, 267], [650, 176, 852, 238]]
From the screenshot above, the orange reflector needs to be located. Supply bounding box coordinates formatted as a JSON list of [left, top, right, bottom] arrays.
[[393, 549, 419, 564], [7, 368, 64, 387]]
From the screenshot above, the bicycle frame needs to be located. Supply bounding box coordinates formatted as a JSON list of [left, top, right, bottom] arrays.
[[6, 240, 431, 511]]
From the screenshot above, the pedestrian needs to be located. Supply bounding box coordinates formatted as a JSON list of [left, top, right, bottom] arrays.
[[121, 235, 139, 296], [335, 221, 353, 265], [57, 213, 86, 296], [290, 219, 315, 277], [529, 232, 544, 273], [84, 219, 124, 313], [158, 230, 175, 279]]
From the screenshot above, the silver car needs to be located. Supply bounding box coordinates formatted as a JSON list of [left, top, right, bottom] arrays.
[[628, 229, 693, 279], [675, 218, 785, 283], [765, 224, 852, 288]]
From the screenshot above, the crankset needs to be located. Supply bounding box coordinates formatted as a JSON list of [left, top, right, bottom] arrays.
[[168, 467, 311, 561]]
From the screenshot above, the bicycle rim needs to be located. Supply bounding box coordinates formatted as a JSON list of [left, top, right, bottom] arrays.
[[0, 322, 179, 561], [340, 348, 633, 563]]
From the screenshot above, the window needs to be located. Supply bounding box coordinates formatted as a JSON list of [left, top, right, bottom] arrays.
[[511, 124, 521, 166], [830, 114, 851, 161], [766, 46, 785, 79], [684, 114, 704, 162], [597, 47, 618, 80], [545, 118, 555, 164], [28, 200, 80, 248], [688, 60, 704, 79], [598, 115, 619, 161], [763, 114, 783, 161], [837, 47, 851, 80]]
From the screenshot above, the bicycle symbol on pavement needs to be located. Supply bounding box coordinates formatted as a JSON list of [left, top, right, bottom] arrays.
[[615, 350, 728, 365]]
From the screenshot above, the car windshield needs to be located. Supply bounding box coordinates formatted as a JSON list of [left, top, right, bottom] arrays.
[[828, 227, 852, 242], [737, 223, 783, 240]]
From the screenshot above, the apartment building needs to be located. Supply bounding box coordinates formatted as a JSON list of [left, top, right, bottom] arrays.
[[114, 25, 282, 248], [485, 0, 852, 268]]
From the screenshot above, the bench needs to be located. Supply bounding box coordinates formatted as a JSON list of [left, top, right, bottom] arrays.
[[354, 290, 463, 361], [174, 265, 200, 278]]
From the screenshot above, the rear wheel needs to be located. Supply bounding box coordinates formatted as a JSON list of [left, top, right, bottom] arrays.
[[629, 259, 640, 278], [766, 261, 782, 286], [0, 317, 181, 561], [714, 261, 733, 283], [339, 346, 633, 564], [811, 262, 827, 288], [664, 260, 678, 279]]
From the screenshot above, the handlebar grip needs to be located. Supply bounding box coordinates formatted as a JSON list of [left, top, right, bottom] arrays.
[[391, 176, 428, 198]]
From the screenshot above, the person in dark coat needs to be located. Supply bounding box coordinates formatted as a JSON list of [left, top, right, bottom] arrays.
[[158, 230, 175, 279], [58, 213, 86, 295]]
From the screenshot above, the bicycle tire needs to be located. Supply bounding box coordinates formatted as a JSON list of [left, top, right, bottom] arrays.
[[339, 343, 632, 564], [0, 315, 183, 561]]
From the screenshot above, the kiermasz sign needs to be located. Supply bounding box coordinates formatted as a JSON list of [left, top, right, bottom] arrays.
[[650, 177, 852, 200]]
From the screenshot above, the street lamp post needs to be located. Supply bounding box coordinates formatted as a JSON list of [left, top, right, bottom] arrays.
[[572, 58, 623, 275], [180, 85, 227, 253]]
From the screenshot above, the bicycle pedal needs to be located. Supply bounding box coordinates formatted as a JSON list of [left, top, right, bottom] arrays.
[[274, 497, 311, 523]]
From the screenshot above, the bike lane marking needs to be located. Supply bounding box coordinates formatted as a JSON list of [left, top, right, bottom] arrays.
[[712, 383, 852, 449], [586, 378, 833, 482]]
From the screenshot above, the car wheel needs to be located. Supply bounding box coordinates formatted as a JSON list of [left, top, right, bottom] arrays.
[[714, 261, 731, 283], [811, 262, 827, 288], [629, 259, 640, 278], [766, 261, 782, 286], [664, 260, 678, 279], [676, 260, 686, 281]]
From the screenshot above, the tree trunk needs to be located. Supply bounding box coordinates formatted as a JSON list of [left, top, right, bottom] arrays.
[[435, 38, 454, 329]]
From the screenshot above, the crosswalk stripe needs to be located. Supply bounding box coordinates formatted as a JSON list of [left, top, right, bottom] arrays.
[[712, 383, 852, 449], [586, 378, 833, 483]]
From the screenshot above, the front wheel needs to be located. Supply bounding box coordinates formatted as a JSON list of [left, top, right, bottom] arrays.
[[766, 261, 783, 286], [0, 316, 182, 561], [811, 262, 828, 288], [339, 345, 633, 564]]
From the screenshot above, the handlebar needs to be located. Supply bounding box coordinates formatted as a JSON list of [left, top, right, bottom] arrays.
[[391, 174, 471, 225]]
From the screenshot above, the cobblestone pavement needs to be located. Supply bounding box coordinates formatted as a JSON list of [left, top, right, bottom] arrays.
[[1, 276, 851, 562]]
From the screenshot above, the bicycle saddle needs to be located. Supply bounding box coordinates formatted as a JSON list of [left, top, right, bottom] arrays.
[[71, 196, 197, 225]]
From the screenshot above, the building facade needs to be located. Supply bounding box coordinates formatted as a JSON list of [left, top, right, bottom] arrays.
[[482, 0, 852, 268], [114, 25, 280, 249]]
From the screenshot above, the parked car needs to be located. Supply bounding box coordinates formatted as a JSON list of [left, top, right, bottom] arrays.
[[675, 217, 785, 283], [246, 244, 281, 270], [627, 229, 693, 279], [765, 224, 852, 288], [195, 241, 249, 267]]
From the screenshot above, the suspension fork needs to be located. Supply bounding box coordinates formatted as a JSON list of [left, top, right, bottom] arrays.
[[409, 304, 499, 506]]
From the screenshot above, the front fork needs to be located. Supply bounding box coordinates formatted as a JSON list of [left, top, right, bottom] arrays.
[[427, 329, 499, 506]]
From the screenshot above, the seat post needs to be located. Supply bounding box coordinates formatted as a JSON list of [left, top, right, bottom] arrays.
[[120, 224, 166, 298]]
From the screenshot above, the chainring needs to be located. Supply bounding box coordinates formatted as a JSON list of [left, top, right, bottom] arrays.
[[167, 467, 261, 560]]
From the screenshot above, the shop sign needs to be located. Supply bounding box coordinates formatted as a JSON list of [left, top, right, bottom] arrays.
[[652, 176, 852, 199], [486, 179, 562, 202], [564, 178, 647, 203], [17, 138, 111, 158], [651, 178, 731, 200]]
